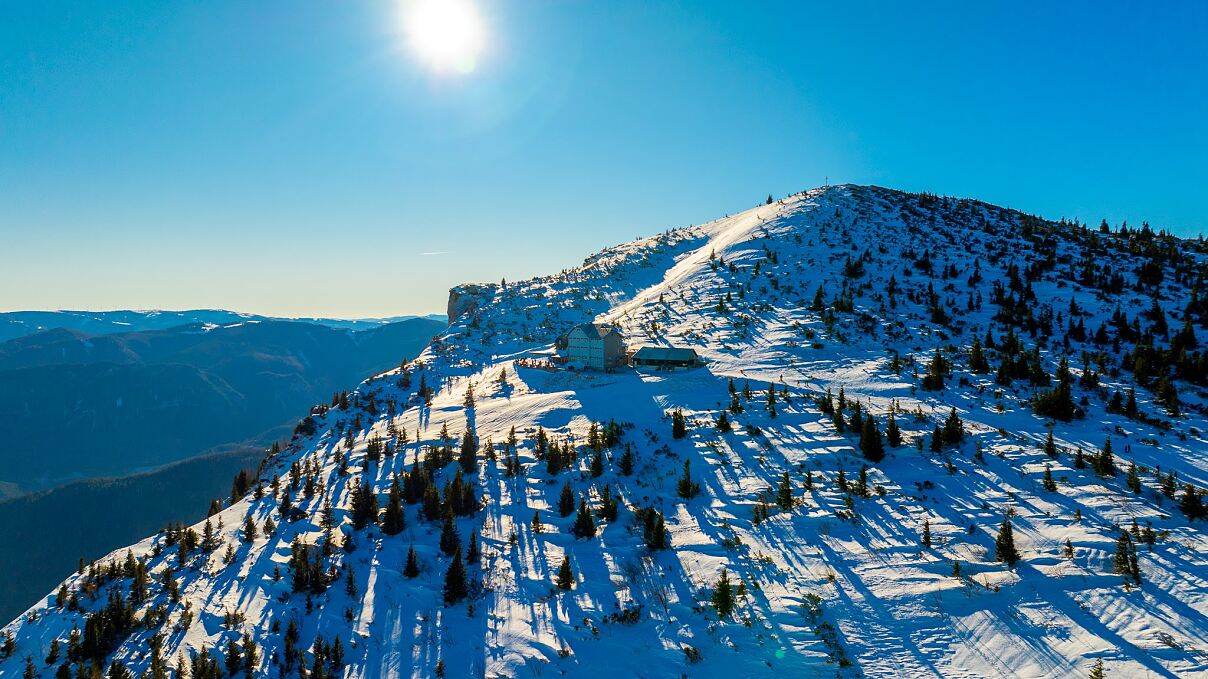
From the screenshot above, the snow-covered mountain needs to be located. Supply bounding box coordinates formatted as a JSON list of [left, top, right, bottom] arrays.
[[2, 184, 1205, 678]]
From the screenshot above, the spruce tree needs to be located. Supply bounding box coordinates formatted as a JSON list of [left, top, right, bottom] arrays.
[[712, 568, 734, 618], [572, 499, 597, 539], [1042, 465, 1058, 492], [1088, 658, 1105, 679], [556, 555, 575, 590], [921, 519, 932, 548], [439, 515, 460, 556], [618, 444, 635, 476], [1126, 462, 1142, 494], [860, 415, 884, 462], [677, 460, 700, 499], [994, 518, 1020, 567], [886, 411, 901, 448], [381, 476, 406, 536], [715, 410, 732, 433], [776, 471, 793, 510], [671, 409, 687, 439], [1044, 431, 1057, 458], [558, 482, 575, 517], [404, 546, 420, 578], [443, 548, 468, 604]]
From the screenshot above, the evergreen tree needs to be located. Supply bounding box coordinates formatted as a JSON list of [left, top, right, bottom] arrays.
[[860, 415, 885, 462], [671, 409, 688, 439], [715, 410, 732, 433], [1088, 658, 1105, 679], [572, 499, 597, 539], [1180, 483, 1205, 520], [886, 411, 901, 448], [458, 428, 478, 475], [995, 518, 1020, 567], [439, 515, 460, 556], [1042, 465, 1058, 492], [556, 556, 575, 590], [618, 444, 635, 476], [590, 448, 604, 478], [969, 337, 990, 373], [677, 460, 700, 499], [712, 568, 734, 618], [558, 482, 575, 517], [1126, 463, 1142, 494], [921, 351, 947, 390], [404, 546, 420, 578], [467, 532, 480, 564], [381, 475, 407, 536], [443, 548, 468, 604], [942, 408, 965, 446], [776, 471, 793, 510], [531, 510, 544, 534], [1044, 431, 1058, 458], [1093, 438, 1118, 478]]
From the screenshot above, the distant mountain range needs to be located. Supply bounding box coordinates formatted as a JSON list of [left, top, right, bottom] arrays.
[[0, 313, 443, 623], [0, 309, 446, 344], [0, 316, 446, 491]]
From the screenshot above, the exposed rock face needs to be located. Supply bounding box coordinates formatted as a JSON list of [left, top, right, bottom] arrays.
[[446, 285, 482, 325]]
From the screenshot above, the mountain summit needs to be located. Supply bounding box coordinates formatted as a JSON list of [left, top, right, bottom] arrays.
[[2, 185, 1205, 678]]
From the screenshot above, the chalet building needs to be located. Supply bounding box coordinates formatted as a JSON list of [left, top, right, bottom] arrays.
[[630, 346, 702, 369], [565, 323, 626, 370]]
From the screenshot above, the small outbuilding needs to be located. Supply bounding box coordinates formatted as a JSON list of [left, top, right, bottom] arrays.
[[565, 323, 626, 370], [630, 346, 702, 369]]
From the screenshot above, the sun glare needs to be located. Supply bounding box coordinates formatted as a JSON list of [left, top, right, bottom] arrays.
[[403, 0, 486, 75]]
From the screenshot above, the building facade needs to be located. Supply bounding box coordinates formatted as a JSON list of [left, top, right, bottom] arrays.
[[566, 323, 626, 370]]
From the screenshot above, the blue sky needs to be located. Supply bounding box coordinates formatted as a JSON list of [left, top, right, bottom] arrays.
[[1, 1, 1205, 317]]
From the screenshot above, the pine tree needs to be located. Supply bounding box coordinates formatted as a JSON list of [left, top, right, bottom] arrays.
[[995, 518, 1020, 567], [439, 515, 460, 555], [860, 415, 885, 462], [531, 510, 543, 534], [1042, 465, 1058, 492], [558, 482, 575, 517], [1126, 462, 1142, 494], [590, 449, 604, 478], [572, 499, 597, 539], [443, 548, 468, 604], [1093, 438, 1118, 478], [467, 532, 480, 563], [1180, 483, 1205, 520], [942, 408, 965, 446], [671, 409, 687, 439], [556, 555, 575, 590], [618, 444, 635, 476], [381, 475, 406, 536], [677, 460, 700, 499], [715, 410, 732, 433], [921, 519, 932, 548], [921, 351, 947, 390], [886, 411, 901, 448], [459, 427, 478, 474], [1044, 431, 1057, 458], [712, 568, 734, 618], [776, 471, 793, 510], [404, 546, 420, 578], [1088, 658, 1105, 679], [344, 566, 357, 598]]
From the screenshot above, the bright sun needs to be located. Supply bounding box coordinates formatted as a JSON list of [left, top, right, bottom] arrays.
[[403, 0, 486, 75]]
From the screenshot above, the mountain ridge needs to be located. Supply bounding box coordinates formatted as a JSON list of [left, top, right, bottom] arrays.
[[2, 184, 1204, 678]]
